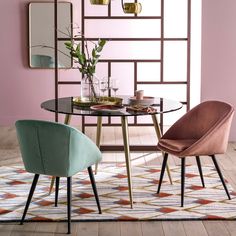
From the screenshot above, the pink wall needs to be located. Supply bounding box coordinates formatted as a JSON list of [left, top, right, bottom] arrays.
[[201, 0, 236, 140], [0, 0, 81, 125], [0, 0, 54, 123]]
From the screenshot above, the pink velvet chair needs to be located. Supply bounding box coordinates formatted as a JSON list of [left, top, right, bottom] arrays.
[[157, 100, 234, 207]]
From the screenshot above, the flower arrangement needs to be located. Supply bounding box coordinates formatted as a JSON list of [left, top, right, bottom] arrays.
[[32, 24, 106, 101], [64, 38, 106, 101], [64, 39, 106, 77]]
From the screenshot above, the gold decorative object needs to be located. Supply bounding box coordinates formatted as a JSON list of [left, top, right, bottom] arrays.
[[90, 0, 110, 5], [73, 96, 123, 107], [123, 2, 142, 14], [89, 0, 142, 14], [98, 96, 123, 105]]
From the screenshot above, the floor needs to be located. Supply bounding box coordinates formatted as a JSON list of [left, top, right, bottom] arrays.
[[1, 125, 236, 235]]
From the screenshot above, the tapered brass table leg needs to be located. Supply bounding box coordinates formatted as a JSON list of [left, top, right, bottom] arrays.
[[121, 116, 133, 208], [64, 114, 72, 125], [95, 116, 102, 174], [49, 176, 55, 195], [151, 114, 173, 185], [49, 114, 71, 195]]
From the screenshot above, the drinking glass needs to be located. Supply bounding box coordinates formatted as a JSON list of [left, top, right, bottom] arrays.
[[111, 79, 119, 97], [100, 79, 108, 97]]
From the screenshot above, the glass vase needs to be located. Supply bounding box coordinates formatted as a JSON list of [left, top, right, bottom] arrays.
[[80, 75, 99, 102]]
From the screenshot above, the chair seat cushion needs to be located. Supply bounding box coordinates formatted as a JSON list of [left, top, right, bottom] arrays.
[[158, 138, 197, 153]]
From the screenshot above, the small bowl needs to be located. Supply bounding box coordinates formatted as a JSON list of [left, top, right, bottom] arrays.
[[128, 96, 155, 106]]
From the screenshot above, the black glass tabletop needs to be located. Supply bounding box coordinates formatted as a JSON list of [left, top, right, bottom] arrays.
[[41, 96, 183, 117]]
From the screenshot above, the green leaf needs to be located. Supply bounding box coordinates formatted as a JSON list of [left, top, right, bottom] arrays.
[[92, 57, 99, 65], [98, 39, 106, 47], [71, 52, 78, 58], [75, 51, 81, 58], [64, 41, 72, 47], [80, 67, 87, 74], [75, 49, 82, 58], [65, 45, 72, 50], [64, 42, 73, 50], [79, 54, 85, 65], [92, 49, 96, 58], [91, 66, 96, 73], [96, 46, 103, 53], [76, 43, 81, 52]]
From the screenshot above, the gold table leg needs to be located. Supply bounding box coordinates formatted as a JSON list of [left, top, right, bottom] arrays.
[[64, 114, 72, 125], [151, 114, 173, 185], [48, 176, 55, 195], [95, 116, 102, 174], [121, 116, 133, 208], [49, 114, 71, 195]]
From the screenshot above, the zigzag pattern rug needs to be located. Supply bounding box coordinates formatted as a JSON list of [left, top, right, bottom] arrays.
[[0, 164, 236, 222]]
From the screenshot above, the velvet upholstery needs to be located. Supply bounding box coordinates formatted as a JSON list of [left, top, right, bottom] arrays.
[[15, 120, 102, 177], [31, 55, 54, 68], [157, 101, 234, 207], [15, 120, 102, 234], [158, 101, 234, 157]]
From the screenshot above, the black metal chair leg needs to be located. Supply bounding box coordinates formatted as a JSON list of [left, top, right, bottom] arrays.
[[20, 174, 39, 225], [196, 156, 205, 187], [55, 177, 60, 207], [211, 155, 231, 200], [67, 177, 71, 234], [87, 166, 102, 214], [181, 157, 186, 207], [157, 153, 168, 194]]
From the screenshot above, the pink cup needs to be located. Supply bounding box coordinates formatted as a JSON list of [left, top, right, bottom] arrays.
[[135, 90, 144, 100]]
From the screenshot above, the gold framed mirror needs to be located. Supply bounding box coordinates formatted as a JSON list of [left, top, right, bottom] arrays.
[[29, 2, 73, 69]]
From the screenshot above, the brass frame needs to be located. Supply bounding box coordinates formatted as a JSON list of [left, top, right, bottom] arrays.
[[28, 2, 73, 69]]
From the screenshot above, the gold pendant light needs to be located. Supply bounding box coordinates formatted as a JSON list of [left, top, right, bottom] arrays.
[[122, 0, 142, 14], [90, 0, 142, 14], [90, 0, 110, 5]]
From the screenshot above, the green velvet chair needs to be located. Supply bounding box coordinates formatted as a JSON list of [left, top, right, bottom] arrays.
[[15, 120, 102, 234]]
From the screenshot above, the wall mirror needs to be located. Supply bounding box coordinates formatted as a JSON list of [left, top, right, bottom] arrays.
[[29, 2, 73, 68]]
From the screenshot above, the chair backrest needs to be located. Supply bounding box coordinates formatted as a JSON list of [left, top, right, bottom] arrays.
[[15, 120, 102, 177], [162, 101, 234, 153], [31, 55, 54, 68], [31, 54, 64, 68]]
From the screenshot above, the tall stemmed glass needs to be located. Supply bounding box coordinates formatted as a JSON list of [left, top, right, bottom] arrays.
[[111, 79, 119, 97], [100, 79, 108, 97]]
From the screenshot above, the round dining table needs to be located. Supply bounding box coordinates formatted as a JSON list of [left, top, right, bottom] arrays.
[[41, 95, 183, 208]]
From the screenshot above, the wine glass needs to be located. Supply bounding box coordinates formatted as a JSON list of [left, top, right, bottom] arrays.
[[111, 78, 119, 97], [100, 79, 108, 97]]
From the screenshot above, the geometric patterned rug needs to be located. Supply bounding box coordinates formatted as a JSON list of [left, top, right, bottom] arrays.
[[0, 164, 236, 222]]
